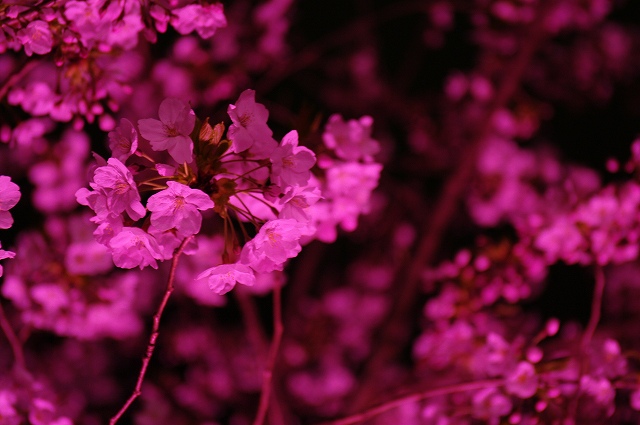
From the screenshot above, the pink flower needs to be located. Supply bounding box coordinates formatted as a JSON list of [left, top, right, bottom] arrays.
[[240, 219, 309, 273], [17, 21, 53, 56], [108, 118, 138, 162], [93, 215, 123, 245], [0, 243, 16, 278], [108, 227, 163, 269], [270, 130, 316, 188], [195, 263, 256, 295], [227, 89, 277, 156], [505, 361, 538, 398], [64, 241, 112, 276], [323, 114, 379, 161], [89, 158, 146, 220], [147, 181, 214, 238], [171, 3, 227, 39], [472, 388, 512, 421], [278, 185, 322, 222], [138, 98, 195, 164], [0, 175, 21, 229]]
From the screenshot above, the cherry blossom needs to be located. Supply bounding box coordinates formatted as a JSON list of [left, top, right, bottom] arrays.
[[0, 176, 20, 229], [108, 119, 139, 162], [86, 158, 146, 221], [0, 243, 15, 278], [240, 219, 309, 273], [17, 21, 53, 56], [270, 130, 316, 187], [171, 3, 228, 39], [227, 89, 277, 156], [195, 263, 256, 295], [322, 114, 380, 161], [138, 98, 196, 164], [108, 227, 163, 270], [146, 181, 214, 238]]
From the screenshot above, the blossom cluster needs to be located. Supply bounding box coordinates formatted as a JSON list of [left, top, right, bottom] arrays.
[[4, 0, 640, 424], [1, 0, 226, 130], [76, 90, 381, 297]]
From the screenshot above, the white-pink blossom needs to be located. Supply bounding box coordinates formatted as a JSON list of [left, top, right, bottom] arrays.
[[17, 21, 53, 56], [0, 243, 15, 278], [138, 98, 195, 164], [278, 185, 322, 222], [505, 361, 538, 399], [323, 114, 379, 161], [147, 181, 214, 239], [195, 263, 256, 295], [89, 158, 146, 221], [108, 118, 138, 162], [227, 89, 277, 156], [170, 3, 227, 39], [0, 175, 21, 229], [108, 227, 163, 269], [270, 130, 316, 188], [240, 219, 310, 273]]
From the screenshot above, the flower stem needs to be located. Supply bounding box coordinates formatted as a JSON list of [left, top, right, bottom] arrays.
[[0, 301, 26, 372], [323, 379, 504, 425], [252, 284, 284, 425], [109, 236, 192, 425]]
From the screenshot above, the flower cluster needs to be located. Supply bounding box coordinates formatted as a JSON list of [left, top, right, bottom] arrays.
[[76, 90, 381, 297], [5, 0, 640, 424], [1, 1, 226, 128]]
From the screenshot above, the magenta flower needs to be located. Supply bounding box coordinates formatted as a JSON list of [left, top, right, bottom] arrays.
[[171, 3, 227, 39], [108, 118, 138, 162], [0, 176, 21, 229], [0, 243, 16, 278], [323, 114, 379, 161], [227, 89, 277, 156], [505, 361, 538, 398], [147, 181, 214, 239], [138, 98, 195, 164], [278, 185, 322, 222], [90, 158, 146, 221], [108, 227, 163, 270], [195, 263, 256, 295], [240, 219, 308, 273], [270, 130, 316, 188], [17, 21, 53, 56]]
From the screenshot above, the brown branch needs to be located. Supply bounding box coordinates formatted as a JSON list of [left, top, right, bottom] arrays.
[[0, 60, 39, 102], [252, 284, 284, 425], [322, 379, 503, 425], [109, 236, 192, 425], [581, 264, 605, 351], [348, 2, 551, 411], [567, 264, 607, 420], [0, 301, 26, 372], [235, 288, 269, 357]]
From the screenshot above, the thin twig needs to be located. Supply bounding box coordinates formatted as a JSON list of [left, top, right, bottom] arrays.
[[322, 379, 503, 425], [0, 61, 39, 102], [0, 301, 26, 372], [109, 236, 192, 425], [581, 264, 606, 351], [252, 284, 284, 425], [567, 264, 606, 420], [234, 288, 269, 359]]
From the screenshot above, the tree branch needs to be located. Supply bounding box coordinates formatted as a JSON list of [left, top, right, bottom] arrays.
[[252, 284, 284, 425], [109, 236, 192, 425], [323, 379, 503, 425], [0, 301, 26, 372]]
